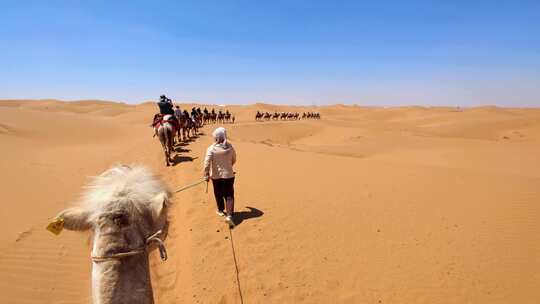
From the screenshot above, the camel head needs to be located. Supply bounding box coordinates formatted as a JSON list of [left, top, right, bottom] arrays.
[[53, 165, 170, 261]]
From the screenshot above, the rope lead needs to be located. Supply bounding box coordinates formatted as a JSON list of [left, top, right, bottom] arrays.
[[228, 227, 245, 304], [173, 178, 207, 193]]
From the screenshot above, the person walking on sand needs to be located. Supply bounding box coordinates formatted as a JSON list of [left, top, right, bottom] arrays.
[[204, 127, 237, 226]]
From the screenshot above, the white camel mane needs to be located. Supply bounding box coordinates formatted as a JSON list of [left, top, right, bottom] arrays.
[[79, 165, 170, 219]]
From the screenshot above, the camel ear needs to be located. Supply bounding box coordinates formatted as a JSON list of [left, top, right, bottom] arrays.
[[55, 207, 92, 231], [150, 192, 169, 220]]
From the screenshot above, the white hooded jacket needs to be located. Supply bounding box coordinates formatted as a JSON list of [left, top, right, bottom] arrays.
[[204, 128, 236, 179]]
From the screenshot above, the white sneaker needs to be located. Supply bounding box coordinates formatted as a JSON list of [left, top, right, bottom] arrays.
[[225, 216, 235, 227], [216, 210, 225, 217]]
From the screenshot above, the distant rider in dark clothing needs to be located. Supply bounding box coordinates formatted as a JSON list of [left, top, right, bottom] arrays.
[[157, 95, 174, 115]]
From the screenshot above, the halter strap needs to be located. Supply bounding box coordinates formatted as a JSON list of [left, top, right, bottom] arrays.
[[91, 230, 167, 262]]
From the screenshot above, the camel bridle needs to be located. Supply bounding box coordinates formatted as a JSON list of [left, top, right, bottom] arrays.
[[90, 178, 208, 263], [91, 230, 167, 262]]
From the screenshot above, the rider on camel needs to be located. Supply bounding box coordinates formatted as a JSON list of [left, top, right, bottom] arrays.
[[153, 95, 179, 131], [157, 95, 174, 115], [174, 105, 182, 119]]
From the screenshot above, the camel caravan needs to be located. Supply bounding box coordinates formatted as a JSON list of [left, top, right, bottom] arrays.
[[202, 108, 235, 125], [151, 95, 235, 166], [46, 96, 239, 303], [255, 110, 321, 121]]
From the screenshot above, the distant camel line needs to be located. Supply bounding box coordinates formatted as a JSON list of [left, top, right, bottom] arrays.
[[255, 111, 321, 121], [153, 106, 236, 166]]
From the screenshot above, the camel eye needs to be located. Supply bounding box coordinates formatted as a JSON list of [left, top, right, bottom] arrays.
[[112, 213, 129, 227]]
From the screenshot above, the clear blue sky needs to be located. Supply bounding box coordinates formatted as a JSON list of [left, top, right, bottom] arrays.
[[1, 0, 539, 106]]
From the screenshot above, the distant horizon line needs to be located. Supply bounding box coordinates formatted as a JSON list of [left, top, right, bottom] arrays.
[[0, 98, 539, 109]]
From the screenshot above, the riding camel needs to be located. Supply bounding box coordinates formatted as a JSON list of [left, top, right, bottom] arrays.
[[49, 165, 170, 304]]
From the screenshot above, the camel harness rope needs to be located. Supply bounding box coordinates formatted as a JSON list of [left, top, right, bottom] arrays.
[[173, 178, 208, 193], [91, 230, 167, 262], [228, 226, 245, 304]]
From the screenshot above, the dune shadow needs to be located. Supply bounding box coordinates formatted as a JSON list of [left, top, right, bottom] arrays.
[[171, 155, 197, 166], [233, 206, 264, 227]]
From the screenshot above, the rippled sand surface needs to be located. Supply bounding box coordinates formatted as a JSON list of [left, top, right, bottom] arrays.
[[1, 100, 539, 303]]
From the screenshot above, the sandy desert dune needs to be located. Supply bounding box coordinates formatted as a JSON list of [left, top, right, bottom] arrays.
[[0, 99, 539, 303]]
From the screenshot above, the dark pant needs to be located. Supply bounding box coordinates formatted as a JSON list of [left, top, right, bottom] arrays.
[[212, 177, 235, 215]]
